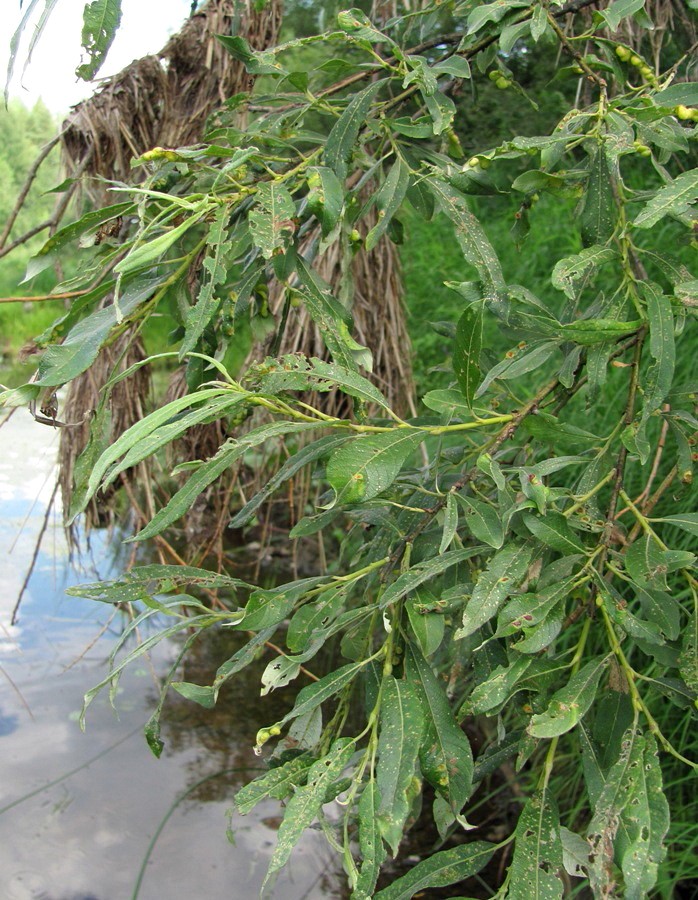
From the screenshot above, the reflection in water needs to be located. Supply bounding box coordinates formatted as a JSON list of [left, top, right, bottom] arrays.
[[0, 410, 344, 899]]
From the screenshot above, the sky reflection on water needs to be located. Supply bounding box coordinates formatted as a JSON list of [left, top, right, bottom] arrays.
[[0, 410, 342, 900]]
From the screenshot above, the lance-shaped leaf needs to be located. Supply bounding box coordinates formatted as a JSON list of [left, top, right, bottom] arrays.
[[634, 168, 698, 229], [641, 284, 675, 420], [326, 429, 423, 506], [266, 738, 355, 880], [377, 677, 425, 855], [551, 245, 617, 300], [379, 546, 484, 609], [366, 157, 410, 251], [405, 644, 473, 815], [115, 210, 204, 276], [528, 657, 609, 738], [453, 301, 483, 408], [306, 165, 344, 236], [76, 0, 122, 80], [456, 494, 504, 548], [248, 180, 296, 259], [429, 179, 506, 305], [181, 205, 233, 354], [231, 432, 350, 528], [373, 842, 497, 900], [468, 656, 534, 714], [456, 543, 534, 639], [439, 493, 459, 554], [129, 421, 320, 541], [325, 80, 385, 181], [679, 609, 698, 694], [581, 145, 616, 247], [652, 512, 698, 537], [295, 256, 368, 370], [275, 659, 369, 730], [353, 781, 387, 899], [36, 275, 161, 389], [509, 791, 564, 900], [523, 512, 586, 556], [234, 754, 315, 815]]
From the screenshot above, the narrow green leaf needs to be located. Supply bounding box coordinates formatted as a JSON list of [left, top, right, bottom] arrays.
[[230, 432, 349, 529], [457, 543, 534, 639], [642, 284, 675, 419], [679, 609, 698, 694], [373, 842, 496, 900], [406, 594, 445, 658], [429, 179, 506, 305], [266, 739, 355, 879], [508, 791, 564, 900], [560, 318, 642, 345], [325, 80, 385, 180], [295, 256, 366, 370], [469, 656, 534, 714], [380, 547, 484, 609], [453, 301, 483, 408], [326, 429, 423, 506], [235, 755, 314, 815], [456, 494, 504, 549], [248, 181, 296, 259], [405, 644, 473, 815], [600, 0, 645, 31], [76, 0, 122, 80], [523, 512, 586, 555], [354, 781, 387, 899], [581, 146, 616, 247], [278, 660, 369, 729], [114, 211, 203, 276], [653, 513, 698, 537], [377, 677, 425, 855], [181, 205, 233, 354], [130, 422, 319, 541], [439, 493, 459, 554], [366, 158, 410, 251], [37, 274, 161, 389], [306, 165, 344, 236], [634, 169, 698, 229], [551, 245, 617, 299], [528, 657, 609, 738]]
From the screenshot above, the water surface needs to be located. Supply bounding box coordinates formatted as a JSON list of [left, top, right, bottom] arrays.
[[0, 410, 341, 900]]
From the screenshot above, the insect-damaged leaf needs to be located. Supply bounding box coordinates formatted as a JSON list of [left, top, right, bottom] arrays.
[[373, 842, 497, 900], [453, 301, 483, 408], [640, 283, 675, 421], [428, 179, 506, 307], [581, 145, 616, 247], [405, 644, 473, 816], [528, 657, 609, 738], [366, 157, 410, 251], [379, 547, 484, 609], [377, 677, 425, 855], [325, 80, 386, 181], [634, 168, 698, 229], [75, 0, 122, 80], [326, 429, 423, 506], [353, 781, 387, 899], [439, 492, 459, 554], [508, 791, 564, 900], [265, 738, 355, 881], [551, 245, 617, 300], [587, 729, 669, 900], [457, 543, 534, 639], [306, 165, 344, 236], [248, 180, 296, 259], [181, 204, 233, 354], [234, 753, 315, 815]]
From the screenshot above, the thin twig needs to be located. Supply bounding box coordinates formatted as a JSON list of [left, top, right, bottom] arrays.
[[10, 480, 60, 625]]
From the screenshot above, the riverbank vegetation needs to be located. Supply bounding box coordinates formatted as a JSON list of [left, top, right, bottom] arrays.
[[1, 1, 697, 896]]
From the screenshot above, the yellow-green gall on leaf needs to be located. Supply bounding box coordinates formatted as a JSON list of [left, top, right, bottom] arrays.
[[615, 45, 631, 62], [675, 105, 698, 121]]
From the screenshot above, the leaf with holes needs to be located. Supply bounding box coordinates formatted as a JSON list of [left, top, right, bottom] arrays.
[[528, 657, 609, 738], [509, 791, 564, 900], [634, 169, 698, 229], [377, 677, 425, 855], [373, 842, 497, 900], [453, 301, 483, 409], [457, 543, 534, 639]]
